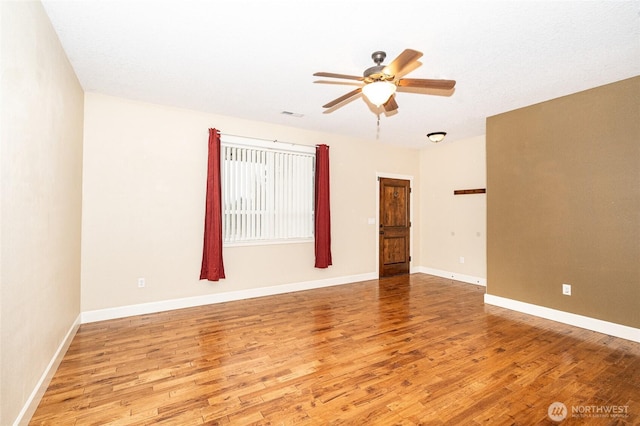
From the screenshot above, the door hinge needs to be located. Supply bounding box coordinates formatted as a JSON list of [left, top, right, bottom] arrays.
[[410, 187, 412, 193], [409, 256, 412, 262]]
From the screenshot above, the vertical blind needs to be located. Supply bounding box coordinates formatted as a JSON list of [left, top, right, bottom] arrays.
[[221, 141, 315, 243]]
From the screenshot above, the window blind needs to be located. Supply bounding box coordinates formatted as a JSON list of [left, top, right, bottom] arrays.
[[221, 141, 315, 244]]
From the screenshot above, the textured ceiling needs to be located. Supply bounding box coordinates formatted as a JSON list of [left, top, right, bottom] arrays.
[[41, 1, 640, 149]]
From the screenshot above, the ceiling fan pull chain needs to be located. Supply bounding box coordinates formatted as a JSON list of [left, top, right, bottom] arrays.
[[376, 113, 381, 139]]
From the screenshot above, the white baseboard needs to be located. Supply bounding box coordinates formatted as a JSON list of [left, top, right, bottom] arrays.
[[81, 272, 378, 324], [484, 294, 640, 343], [417, 266, 486, 286], [14, 315, 81, 426]]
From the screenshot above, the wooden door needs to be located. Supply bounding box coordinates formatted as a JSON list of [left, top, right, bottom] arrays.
[[379, 178, 411, 277]]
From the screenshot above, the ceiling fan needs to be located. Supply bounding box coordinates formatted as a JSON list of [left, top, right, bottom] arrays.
[[313, 49, 456, 112]]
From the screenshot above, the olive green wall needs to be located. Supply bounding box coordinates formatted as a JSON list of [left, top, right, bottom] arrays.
[[486, 76, 639, 328]]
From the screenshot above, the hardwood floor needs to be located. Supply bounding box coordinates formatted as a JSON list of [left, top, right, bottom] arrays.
[[30, 274, 639, 425]]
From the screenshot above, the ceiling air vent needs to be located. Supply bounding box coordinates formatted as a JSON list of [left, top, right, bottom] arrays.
[[281, 111, 304, 118]]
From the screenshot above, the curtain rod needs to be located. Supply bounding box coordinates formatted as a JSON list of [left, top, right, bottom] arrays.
[[218, 131, 319, 149]]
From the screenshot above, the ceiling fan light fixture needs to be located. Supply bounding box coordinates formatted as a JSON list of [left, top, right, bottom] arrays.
[[427, 132, 447, 143], [362, 81, 396, 107]]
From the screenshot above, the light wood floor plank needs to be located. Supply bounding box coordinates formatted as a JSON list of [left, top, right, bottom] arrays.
[[30, 274, 640, 425]]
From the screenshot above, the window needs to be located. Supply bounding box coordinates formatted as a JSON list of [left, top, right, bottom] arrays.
[[221, 135, 315, 245]]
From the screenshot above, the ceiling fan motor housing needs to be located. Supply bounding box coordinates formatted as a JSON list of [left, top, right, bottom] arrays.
[[364, 52, 395, 83], [364, 65, 394, 82]]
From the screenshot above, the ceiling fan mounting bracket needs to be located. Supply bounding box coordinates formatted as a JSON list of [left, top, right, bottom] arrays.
[[371, 51, 386, 65]]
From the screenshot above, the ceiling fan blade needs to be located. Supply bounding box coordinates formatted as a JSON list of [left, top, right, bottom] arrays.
[[383, 95, 398, 112], [384, 49, 423, 78], [397, 78, 456, 90], [314, 80, 363, 87], [322, 87, 362, 108], [313, 72, 364, 81]]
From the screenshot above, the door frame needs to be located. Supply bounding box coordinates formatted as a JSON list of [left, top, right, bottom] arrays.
[[375, 172, 414, 278]]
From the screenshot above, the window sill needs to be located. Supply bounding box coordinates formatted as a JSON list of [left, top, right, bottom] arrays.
[[223, 238, 314, 248]]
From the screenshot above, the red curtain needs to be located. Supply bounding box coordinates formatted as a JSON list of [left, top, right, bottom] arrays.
[[200, 128, 225, 281], [315, 144, 332, 268]]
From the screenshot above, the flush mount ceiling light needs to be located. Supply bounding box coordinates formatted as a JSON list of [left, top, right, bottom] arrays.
[[427, 132, 447, 143], [361, 81, 397, 107]]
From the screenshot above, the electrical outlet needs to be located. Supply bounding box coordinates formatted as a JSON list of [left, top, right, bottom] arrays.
[[459, 256, 465, 264], [562, 283, 571, 296], [138, 278, 145, 288]]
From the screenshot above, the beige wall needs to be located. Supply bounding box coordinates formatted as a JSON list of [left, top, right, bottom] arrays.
[[487, 77, 640, 328], [8, 2, 638, 424], [0, 1, 84, 424], [81, 93, 421, 312], [419, 136, 487, 281]]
